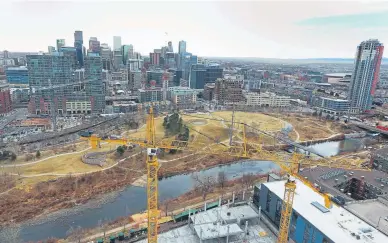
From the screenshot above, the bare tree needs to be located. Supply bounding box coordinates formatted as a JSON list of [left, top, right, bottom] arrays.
[[241, 173, 256, 190], [66, 225, 83, 243], [217, 171, 227, 198], [160, 198, 172, 217], [98, 219, 108, 239], [192, 173, 216, 201]]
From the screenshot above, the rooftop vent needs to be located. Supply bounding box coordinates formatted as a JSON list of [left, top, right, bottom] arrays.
[[311, 201, 330, 213]]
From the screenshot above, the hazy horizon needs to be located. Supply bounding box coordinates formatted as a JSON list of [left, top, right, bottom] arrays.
[[2, 1, 388, 59]]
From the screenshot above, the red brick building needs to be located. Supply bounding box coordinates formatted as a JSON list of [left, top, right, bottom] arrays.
[[0, 83, 12, 115]]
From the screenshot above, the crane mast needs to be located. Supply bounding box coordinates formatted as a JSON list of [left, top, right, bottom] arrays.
[[146, 107, 159, 243], [277, 177, 296, 243]]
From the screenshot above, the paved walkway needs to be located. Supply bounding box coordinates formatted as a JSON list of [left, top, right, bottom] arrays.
[[8, 151, 142, 178]]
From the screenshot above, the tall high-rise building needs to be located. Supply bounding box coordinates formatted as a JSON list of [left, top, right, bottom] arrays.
[[26, 53, 105, 115], [113, 36, 122, 51], [84, 54, 105, 113], [3, 50, 9, 59], [48, 46, 56, 54], [100, 43, 112, 70], [205, 64, 223, 83], [88, 37, 101, 53], [122, 45, 134, 65], [27, 54, 74, 115], [113, 37, 122, 70], [189, 64, 206, 89], [348, 39, 384, 113], [178, 40, 186, 54], [56, 39, 65, 51], [167, 41, 173, 52], [74, 30, 84, 67], [150, 49, 161, 66]]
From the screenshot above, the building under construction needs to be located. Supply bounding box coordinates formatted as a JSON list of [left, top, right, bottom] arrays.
[[137, 201, 276, 243], [214, 78, 245, 105]]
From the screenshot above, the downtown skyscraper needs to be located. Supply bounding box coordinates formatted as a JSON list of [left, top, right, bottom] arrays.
[[74, 30, 84, 67], [348, 39, 384, 113]]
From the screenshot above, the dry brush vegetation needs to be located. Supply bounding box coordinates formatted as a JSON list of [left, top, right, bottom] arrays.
[[0, 151, 146, 226]]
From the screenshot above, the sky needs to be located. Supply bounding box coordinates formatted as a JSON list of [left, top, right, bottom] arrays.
[[2, 0, 388, 59]]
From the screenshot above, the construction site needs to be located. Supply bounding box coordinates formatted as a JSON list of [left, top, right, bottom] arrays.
[[137, 202, 276, 243], [0, 108, 386, 243]]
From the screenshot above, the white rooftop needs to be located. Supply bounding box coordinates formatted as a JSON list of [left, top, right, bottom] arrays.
[[265, 179, 388, 243]]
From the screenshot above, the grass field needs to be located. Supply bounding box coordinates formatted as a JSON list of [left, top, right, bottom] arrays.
[[2, 111, 285, 187], [213, 111, 285, 132], [3, 143, 117, 176], [127, 111, 283, 144]]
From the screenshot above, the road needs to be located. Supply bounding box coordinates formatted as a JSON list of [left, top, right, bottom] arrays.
[[0, 108, 28, 130]]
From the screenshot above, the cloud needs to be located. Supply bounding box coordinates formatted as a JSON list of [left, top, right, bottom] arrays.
[[297, 11, 388, 28]]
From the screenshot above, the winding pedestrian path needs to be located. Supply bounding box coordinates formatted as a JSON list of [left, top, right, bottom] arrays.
[[0, 147, 93, 168]]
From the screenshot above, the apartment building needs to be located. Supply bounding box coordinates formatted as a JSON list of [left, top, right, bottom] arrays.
[[244, 91, 290, 107], [214, 78, 245, 105]]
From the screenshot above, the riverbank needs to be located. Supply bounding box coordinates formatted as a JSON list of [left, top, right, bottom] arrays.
[[0, 147, 255, 228], [66, 174, 267, 243], [0, 135, 364, 229], [0, 151, 146, 227]]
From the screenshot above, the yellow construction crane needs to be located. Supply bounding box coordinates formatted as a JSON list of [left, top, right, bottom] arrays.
[[87, 108, 369, 243]]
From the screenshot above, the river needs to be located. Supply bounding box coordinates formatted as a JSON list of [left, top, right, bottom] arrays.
[[1, 138, 364, 242]]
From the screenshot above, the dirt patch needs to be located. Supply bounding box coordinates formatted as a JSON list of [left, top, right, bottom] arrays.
[[189, 119, 208, 126]]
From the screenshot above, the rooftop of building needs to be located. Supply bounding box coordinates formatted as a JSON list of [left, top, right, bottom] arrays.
[[325, 73, 352, 78], [244, 91, 290, 98], [138, 88, 162, 92], [315, 83, 332, 86], [6, 66, 27, 71], [320, 97, 349, 102], [264, 178, 388, 243], [299, 166, 388, 197], [345, 198, 388, 235], [0, 83, 10, 89], [204, 83, 215, 88]]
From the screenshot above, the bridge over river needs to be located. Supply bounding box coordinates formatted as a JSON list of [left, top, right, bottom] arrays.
[[351, 121, 388, 136]]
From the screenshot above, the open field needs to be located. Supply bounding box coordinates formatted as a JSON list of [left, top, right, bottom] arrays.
[[1, 111, 285, 186], [279, 114, 348, 141], [213, 111, 286, 131], [0, 143, 125, 190], [182, 113, 230, 145], [126, 111, 284, 147]]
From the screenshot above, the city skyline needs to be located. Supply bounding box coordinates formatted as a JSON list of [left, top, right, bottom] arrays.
[[2, 1, 388, 58]]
